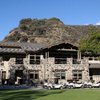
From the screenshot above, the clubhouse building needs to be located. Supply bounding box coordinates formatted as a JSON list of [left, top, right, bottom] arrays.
[[0, 42, 100, 85]]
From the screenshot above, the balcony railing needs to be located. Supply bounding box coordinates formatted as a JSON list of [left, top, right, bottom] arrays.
[[55, 58, 67, 64], [72, 64, 84, 70], [73, 59, 81, 64]]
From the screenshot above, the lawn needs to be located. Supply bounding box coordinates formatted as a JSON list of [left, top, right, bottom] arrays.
[[0, 89, 100, 100]]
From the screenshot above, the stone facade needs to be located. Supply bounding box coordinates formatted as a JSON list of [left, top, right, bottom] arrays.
[[0, 54, 91, 84], [0, 42, 100, 85]]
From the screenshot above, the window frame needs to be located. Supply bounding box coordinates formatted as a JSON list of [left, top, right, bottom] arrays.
[[15, 57, 24, 64], [72, 70, 82, 80], [54, 71, 66, 79], [30, 55, 40, 65], [29, 71, 39, 79]]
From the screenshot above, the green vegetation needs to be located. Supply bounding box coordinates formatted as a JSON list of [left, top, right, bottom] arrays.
[[48, 17, 61, 22], [79, 27, 100, 54], [19, 18, 47, 35], [0, 89, 100, 100], [3, 17, 100, 50], [4, 31, 21, 42]]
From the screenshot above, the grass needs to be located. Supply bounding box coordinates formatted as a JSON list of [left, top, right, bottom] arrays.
[[0, 89, 100, 100]]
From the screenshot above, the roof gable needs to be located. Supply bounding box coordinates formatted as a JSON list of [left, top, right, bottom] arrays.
[[47, 43, 78, 50]]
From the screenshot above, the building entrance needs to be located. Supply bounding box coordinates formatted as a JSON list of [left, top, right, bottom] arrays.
[[89, 68, 100, 82], [15, 70, 23, 84]]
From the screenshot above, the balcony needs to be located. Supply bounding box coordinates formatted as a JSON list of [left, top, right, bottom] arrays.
[[89, 60, 100, 64], [52, 64, 67, 71]]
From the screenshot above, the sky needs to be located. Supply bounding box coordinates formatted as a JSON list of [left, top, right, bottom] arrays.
[[0, 0, 100, 40]]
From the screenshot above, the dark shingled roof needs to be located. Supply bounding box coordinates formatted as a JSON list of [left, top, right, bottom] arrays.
[[0, 47, 24, 53], [20, 42, 46, 52], [0, 42, 47, 53], [0, 41, 78, 54]]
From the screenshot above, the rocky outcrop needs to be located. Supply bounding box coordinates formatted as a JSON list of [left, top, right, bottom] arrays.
[[3, 18, 100, 47]]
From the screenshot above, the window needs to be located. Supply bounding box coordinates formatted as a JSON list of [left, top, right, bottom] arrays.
[[55, 72, 60, 79], [94, 58, 98, 60], [55, 58, 67, 64], [35, 73, 39, 79], [16, 57, 23, 64], [30, 56, 35, 64], [72, 70, 82, 80], [61, 72, 66, 79], [2, 71, 6, 79], [73, 59, 81, 64], [29, 74, 34, 79], [29, 71, 39, 79], [36, 56, 40, 64], [54, 71, 66, 79], [30, 55, 40, 64], [89, 58, 93, 60]]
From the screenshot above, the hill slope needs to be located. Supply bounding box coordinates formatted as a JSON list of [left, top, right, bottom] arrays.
[[3, 18, 100, 54]]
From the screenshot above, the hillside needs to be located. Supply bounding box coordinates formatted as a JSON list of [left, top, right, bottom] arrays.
[[3, 18, 100, 54]]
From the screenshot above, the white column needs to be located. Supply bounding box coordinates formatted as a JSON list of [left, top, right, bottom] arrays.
[[77, 50, 80, 60], [77, 50, 81, 60]]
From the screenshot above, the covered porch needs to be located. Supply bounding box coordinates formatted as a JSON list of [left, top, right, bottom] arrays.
[[89, 63, 100, 83]]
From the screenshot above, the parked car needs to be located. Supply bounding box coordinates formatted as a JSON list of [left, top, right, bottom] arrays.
[[43, 82, 48, 89], [53, 84, 64, 89], [64, 82, 74, 89], [74, 83, 84, 88], [92, 82, 100, 88], [43, 83, 64, 90], [64, 82, 83, 89], [83, 82, 93, 88]]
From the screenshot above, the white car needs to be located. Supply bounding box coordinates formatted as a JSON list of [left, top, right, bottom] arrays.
[[64, 82, 83, 88], [64, 82, 74, 89], [43, 83, 64, 90], [83, 82, 93, 88], [74, 83, 83, 88], [92, 82, 100, 88], [43, 82, 48, 88], [53, 84, 64, 89]]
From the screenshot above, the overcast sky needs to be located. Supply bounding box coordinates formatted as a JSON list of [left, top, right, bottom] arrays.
[[0, 0, 100, 40]]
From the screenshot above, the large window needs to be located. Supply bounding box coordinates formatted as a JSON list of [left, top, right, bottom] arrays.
[[72, 70, 82, 80], [16, 57, 23, 64], [30, 55, 40, 64], [54, 71, 66, 79], [55, 58, 67, 64]]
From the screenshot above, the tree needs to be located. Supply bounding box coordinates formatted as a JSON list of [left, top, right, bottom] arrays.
[[79, 27, 100, 54]]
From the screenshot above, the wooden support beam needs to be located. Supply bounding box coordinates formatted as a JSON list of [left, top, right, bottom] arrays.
[[77, 50, 81, 60]]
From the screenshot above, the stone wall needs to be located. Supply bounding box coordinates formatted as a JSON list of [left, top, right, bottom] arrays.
[[40, 57, 89, 82], [81, 58, 90, 82], [1, 55, 90, 83]]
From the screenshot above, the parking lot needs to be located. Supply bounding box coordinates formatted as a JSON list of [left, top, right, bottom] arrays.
[[43, 81, 100, 90]]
